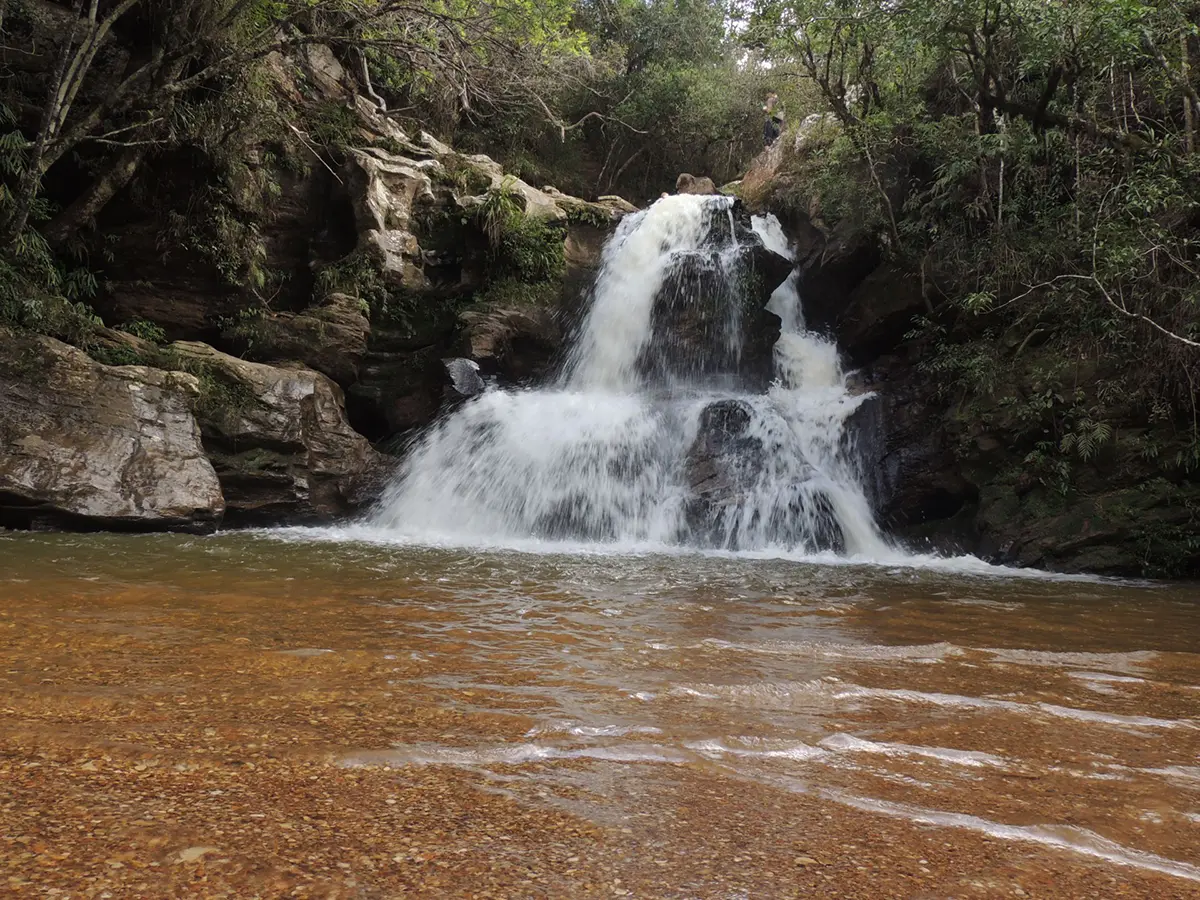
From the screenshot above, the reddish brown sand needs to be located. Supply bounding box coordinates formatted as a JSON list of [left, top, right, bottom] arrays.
[[2, 533, 1198, 898]]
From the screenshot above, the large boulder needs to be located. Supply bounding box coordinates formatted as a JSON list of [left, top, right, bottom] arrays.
[[168, 342, 390, 523], [676, 173, 718, 195], [644, 203, 791, 388], [0, 333, 224, 532]]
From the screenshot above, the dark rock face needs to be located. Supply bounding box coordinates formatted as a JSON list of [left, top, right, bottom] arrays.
[[347, 345, 447, 440], [460, 306, 562, 384], [851, 359, 981, 554], [644, 205, 790, 389], [0, 334, 224, 532], [225, 292, 370, 387], [95, 155, 352, 345], [683, 400, 765, 545]]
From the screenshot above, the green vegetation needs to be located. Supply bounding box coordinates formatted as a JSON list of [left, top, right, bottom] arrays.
[[565, 204, 612, 228], [749, 0, 1200, 490], [471, 180, 566, 289], [315, 249, 390, 311], [118, 319, 168, 345], [476, 277, 562, 309]]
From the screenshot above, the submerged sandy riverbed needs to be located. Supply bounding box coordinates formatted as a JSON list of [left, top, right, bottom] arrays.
[[2, 531, 1198, 897]]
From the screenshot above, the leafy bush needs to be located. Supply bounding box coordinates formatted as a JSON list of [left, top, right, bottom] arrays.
[[497, 217, 566, 282], [119, 319, 167, 344]]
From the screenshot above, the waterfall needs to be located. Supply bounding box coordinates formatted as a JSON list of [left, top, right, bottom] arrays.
[[371, 195, 891, 558]]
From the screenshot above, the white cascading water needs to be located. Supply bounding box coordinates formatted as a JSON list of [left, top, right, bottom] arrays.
[[371, 194, 891, 557]]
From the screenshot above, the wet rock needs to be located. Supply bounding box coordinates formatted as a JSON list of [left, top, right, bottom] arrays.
[[676, 173, 718, 195], [682, 400, 765, 545], [683, 398, 845, 552], [645, 203, 790, 388], [442, 357, 486, 403], [168, 342, 389, 523], [852, 356, 980, 553], [0, 333, 223, 532], [834, 265, 929, 365]]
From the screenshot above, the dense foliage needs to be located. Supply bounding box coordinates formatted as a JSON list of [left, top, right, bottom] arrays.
[[741, 0, 1200, 570]]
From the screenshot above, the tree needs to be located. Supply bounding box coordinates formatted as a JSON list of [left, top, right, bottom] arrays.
[[0, 0, 582, 249]]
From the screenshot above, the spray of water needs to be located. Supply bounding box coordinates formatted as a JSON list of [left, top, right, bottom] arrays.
[[371, 196, 891, 557]]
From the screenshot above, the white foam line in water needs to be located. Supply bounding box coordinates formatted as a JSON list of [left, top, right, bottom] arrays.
[[1070, 671, 1150, 684], [823, 790, 1200, 883], [817, 733, 1009, 769], [691, 638, 963, 662], [1106, 764, 1200, 784], [685, 738, 829, 763], [248, 525, 1115, 583], [667, 679, 1195, 729], [525, 722, 665, 738], [844, 686, 1193, 729], [984, 649, 1159, 673], [341, 742, 691, 768]]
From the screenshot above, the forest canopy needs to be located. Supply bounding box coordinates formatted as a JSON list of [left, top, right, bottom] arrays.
[[2, 0, 1197, 374]]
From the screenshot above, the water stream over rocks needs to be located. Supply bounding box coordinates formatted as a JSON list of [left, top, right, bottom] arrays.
[[373, 194, 887, 557]]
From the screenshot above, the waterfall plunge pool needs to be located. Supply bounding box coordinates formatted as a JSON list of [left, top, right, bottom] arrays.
[[2, 529, 1199, 897]]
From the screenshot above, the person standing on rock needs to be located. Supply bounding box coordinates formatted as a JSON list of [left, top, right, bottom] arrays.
[[763, 92, 784, 147]]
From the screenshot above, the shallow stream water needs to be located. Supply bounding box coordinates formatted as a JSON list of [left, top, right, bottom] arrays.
[[3, 531, 1198, 897]]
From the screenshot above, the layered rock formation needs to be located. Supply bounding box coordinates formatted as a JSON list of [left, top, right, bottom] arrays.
[[0, 333, 224, 532], [168, 342, 390, 524]]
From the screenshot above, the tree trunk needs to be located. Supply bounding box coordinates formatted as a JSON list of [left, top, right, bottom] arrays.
[[42, 145, 147, 247]]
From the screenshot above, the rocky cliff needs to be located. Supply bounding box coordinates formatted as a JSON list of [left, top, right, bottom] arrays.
[[0, 46, 636, 533]]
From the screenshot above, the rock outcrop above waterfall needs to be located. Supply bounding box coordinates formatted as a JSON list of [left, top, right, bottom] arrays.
[[80, 49, 636, 451], [168, 342, 390, 524], [648, 202, 791, 388], [0, 333, 224, 532], [330, 127, 634, 439]]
